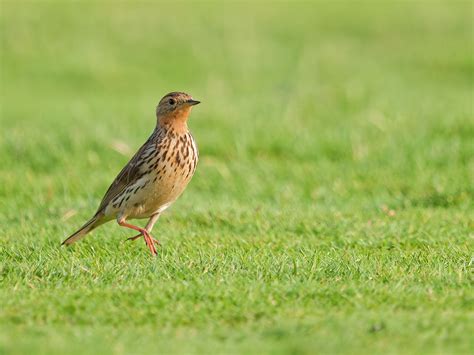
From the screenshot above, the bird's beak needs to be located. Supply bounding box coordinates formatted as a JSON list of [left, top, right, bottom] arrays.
[[186, 99, 201, 106]]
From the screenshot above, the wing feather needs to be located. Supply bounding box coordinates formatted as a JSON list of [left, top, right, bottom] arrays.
[[95, 134, 157, 214]]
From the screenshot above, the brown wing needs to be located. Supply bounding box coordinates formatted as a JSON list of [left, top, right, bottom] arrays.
[[95, 135, 156, 214]]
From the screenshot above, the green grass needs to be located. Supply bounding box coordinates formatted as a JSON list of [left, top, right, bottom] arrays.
[[1, 1, 473, 354]]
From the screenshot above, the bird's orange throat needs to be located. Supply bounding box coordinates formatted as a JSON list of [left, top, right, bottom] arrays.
[[158, 106, 192, 133]]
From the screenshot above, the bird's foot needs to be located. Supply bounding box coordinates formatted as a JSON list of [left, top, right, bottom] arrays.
[[118, 220, 158, 256], [143, 230, 158, 256], [126, 232, 161, 251]]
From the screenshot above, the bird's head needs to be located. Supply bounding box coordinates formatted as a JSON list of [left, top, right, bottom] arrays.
[[156, 92, 200, 131]]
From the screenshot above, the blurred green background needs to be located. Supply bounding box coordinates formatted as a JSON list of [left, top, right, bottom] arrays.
[[1, 1, 473, 354]]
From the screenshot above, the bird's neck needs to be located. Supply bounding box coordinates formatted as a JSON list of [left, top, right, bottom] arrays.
[[157, 107, 191, 134]]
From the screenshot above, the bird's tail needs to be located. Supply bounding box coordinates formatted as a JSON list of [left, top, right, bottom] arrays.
[[62, 214, 103, 246]]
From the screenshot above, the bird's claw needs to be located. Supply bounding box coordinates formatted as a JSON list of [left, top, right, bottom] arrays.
[[126, 233, 162, 247], [126, 234, 142, 242]]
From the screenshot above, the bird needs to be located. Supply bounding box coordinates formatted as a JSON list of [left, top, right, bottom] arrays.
[[62, 92, 200, 256]]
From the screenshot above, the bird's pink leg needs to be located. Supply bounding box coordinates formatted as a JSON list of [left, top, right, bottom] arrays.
[[124, 213, 161, 246], [118, 220, 157, 255]]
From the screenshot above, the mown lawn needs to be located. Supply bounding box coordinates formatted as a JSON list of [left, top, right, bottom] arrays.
[[0, 1, 472, 354]]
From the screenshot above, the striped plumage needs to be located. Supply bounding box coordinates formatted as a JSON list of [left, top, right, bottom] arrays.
[[62, 92, 200, 255]]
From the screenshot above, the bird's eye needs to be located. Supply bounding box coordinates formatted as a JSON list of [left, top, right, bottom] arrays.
[[168, 98, 176, 105]]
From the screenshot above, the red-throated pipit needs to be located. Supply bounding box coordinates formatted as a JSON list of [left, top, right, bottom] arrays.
[[62, 92, 200, 255]]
